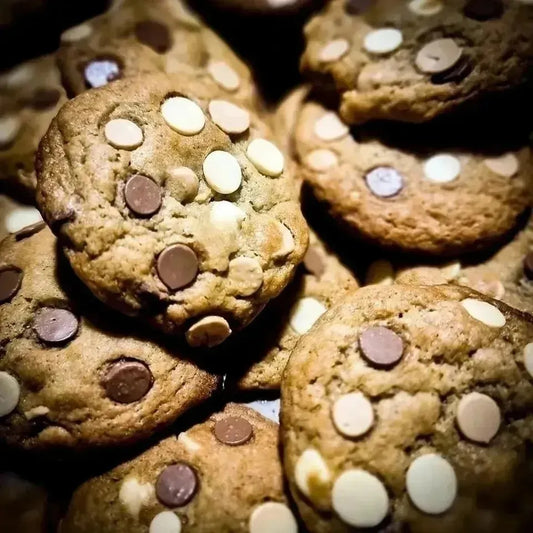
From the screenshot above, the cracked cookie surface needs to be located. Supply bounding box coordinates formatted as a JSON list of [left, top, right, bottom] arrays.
[[302, 0, 533, 124], [36, 72, 308, 346], [294, 99, 532, 255], [62, 404, 297, 533], [0, 226, 218, 451], [281, 284, 533, 532]]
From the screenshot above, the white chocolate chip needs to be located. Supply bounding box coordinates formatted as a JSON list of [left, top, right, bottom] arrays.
[[332, 392, 374, 438], [406, 454, 457, 514], [228, 257, 263, 296], [247, 139, 285, 177], [207, 60, 240, 92], [305, 149, 339, 171], [0, 115, 21, 147], [484, 153, 519, 178], [150, 511, 182, 533], [186, 316, 232, 348], [104, 119, 143, 150], [203, 151, 242, 194], [364, 28, 403, 55], [365, 260, 394, 286], [314, 112, 349, 141], [524, 343, 533, 378], [245, 399, 280, 423], [294, 449, 331, 499], [249, 502, 298, 533], [424, 154, 461, 183], [209, 201, 246, 232], [60, 23, 93, 43], [319, 39, 349, 63], [289, 297, 327, 335], [440, 261, 461, 281], [0, 372, 20, 417], [408, 0, 443, 16], [461, 298, 506, 328], [0, 63, 35, 89], [208, 100, 250, 134], [332, 469, 389, 527], [457, 392, 500, 444], [177, 432, 201, 453], [118, 478, 154, 519], [5, 206, 42, 233], [161, 97, 205, 136], [274, 222, 295, 258], [24, 406, 50, 420]]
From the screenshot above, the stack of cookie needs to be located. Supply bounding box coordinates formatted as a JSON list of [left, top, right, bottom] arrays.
[[0, 0, 533, 532]]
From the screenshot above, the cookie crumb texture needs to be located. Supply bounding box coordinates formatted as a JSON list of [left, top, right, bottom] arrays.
[[302, 0, 533, 124], [61, 404, 297, 532], [0, 227, 218, 450], [282, 284, 533, 532], [36, 73, 307, 344], [295, 100, 532, 255]]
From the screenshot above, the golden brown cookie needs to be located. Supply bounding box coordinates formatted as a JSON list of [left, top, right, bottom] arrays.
[[282, 283, 533, 532], [0, 226, 218, 451], [36, 72, 308, 346], [61, 404, 298, 533], [302, 0, 533, 124]]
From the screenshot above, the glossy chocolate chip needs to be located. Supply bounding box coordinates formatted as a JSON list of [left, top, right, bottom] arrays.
[[157, 244, 198, 291], [344, 0, 372, 14], [359, 326, 404, 368], [84, 57, 121, 89], [33, 308, 79, 344], [14, 221, 46, 241], [156, 463, 198, 507], [0, 267, 22, 303], [303, 246, 326, 279], [463, 0, 503, 21], [214, 416, 254, 446], [134, 20, 172, 54], [102, 360, 153, 403], [524, 252, 533, 280], [26, 88, 62, 110], [431, 56, 473, 85], [365, 167, 404, 198], [124, 174, 162, 217]]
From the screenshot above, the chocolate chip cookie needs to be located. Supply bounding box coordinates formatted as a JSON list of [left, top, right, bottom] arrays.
[[222, 229, 358, 390], [396, 212, 533, 315], [36, 72, 308, 346], [0, 55, 66, 196], [0, 226, 218, 451], [58, 0, 258, 108], [282, 283, 533, 532], [301, 0, 533, 124], [61, 404, 298, 533], [294, 99, 532, 255]]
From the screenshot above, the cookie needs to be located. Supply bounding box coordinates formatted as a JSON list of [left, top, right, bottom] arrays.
[[281, 283, 533, 532], [294, 99, 532, 255], [36, 72, 308, 346], [222, 229, 358, 390], [0, 55, 66, 196], [0, 226, 218, 450], [301, 0, 533, 124], [396, 213, 533, 315], [0, 194, 43, 240], [57, 0, 258, 107], [61, 404, 298, 533]]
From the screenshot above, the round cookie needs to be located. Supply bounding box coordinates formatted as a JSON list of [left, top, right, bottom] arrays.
[[61, 404, 298, 532], [58, 0, 258, 107], [0, 194, 43, 240], [0, 55, 66, 196], [0, 226, 218, 450], [36, 72, 308, 346], [281, 284, 533, 532], [222, 229, 358, 389], [301, 0, 533, 124], [294, 99, 532, 255], [396, 213, 533, 315]]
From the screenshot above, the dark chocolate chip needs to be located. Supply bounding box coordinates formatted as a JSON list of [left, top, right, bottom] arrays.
[[102, 360, 153, 403], [14, 221, 46, 241], [156, 244, 198, 291], [213, 416, 253, 446], [26, 88, 62, 110], [156, 463, 198, 507], [134, 20, 172, 54], [33, 307, 79, 344], [303, 246, 326, 279], [124, 174, 162, 217], [84, 57, 122, 89], [463, 0, 503, 21], [431, 56, 473, 85], [0, 267, 22, 303], [359, 326, 404, 368], [344, 0, 373, 14], [365, 167, 404, 198]]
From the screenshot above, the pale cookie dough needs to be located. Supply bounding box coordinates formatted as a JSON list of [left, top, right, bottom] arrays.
[[36, 73, 307, 345], [301, 0, 533, 124], [0, 55, 66, 196], [294, 99, 532, 255], [0, 226, 218, 450], [57, 0, 258, 109], [61, 404, 297, 532], [396, 213, 533, 315], [282, 284, 533, 532]]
